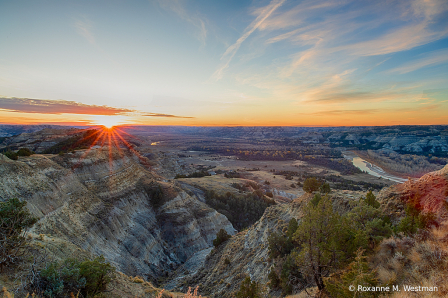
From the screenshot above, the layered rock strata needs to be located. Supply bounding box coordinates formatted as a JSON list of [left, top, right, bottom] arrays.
[[0, 148, 235, 281]]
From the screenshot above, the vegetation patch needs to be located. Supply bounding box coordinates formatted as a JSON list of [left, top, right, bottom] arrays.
[[43, 130, 100, 154], [204, 190, 275, 231], [175, 170, 211, 179], [27, 256, 115, 298], [0, 198, 37, 272], [268, 192, 392, 295], [213, 229, 231, 247]]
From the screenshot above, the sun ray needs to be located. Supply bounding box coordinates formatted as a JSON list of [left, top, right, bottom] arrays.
[[113, 130, 151, 167], [111, 130, 125, 158], [67, 125, 150, 178], [71, 129, 108, 170], [107, 129, 113, 174], [114, 127, 143, 141]]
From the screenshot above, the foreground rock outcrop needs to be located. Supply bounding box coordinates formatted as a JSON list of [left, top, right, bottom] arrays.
[[175, 193, 353, 297], [0, 148, 235, 281], [378, 163, 448, 221]]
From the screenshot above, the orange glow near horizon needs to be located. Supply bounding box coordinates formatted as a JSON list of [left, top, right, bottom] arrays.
[[1, 107, 448, 127], [91, 115, 130, 128]]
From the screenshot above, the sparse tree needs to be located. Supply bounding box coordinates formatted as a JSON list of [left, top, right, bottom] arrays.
[[324, 249, 379, 298], [363, 190, 380, 208], [303, 177, 321, 193], [286, 218, 298, 238], [236, 276, 261, 298], [320, 182, 331, 194], [268, 232, 287, 259], [213, 229, 231, 247], [0, 198, 37, 271], [79, 256, 116, 297], [310, 193, 322, 206], [268, 267, 280, 289], [292, 195, 341, 291], [17, 148, 34, 157], [3, 150, 18, 160]]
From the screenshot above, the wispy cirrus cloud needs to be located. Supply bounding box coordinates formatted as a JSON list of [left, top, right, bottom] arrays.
[[389, 49, 448, 74], [263, 0, 448, 57], [142, 112, 194, 118], [335, 23, 448, 57], [74, 17, 95, 45], [227, 0, 448, 114], [156, 0, 207, 45], [302, 109, 380, 116], [298, 104, 440, 117], [303, 79, 425, 105], [0, 97, 133, 115], [211, 0, 286, 81]]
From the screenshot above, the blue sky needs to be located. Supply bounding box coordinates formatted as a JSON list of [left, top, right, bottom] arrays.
[[0, 0, 447, 126]]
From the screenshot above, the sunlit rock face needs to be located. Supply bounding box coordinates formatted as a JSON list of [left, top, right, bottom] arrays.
[[174, 194, 307, 297], [0, 148, 235, 281], [377, 163, 448, 221], [175, 192, 354, 297]]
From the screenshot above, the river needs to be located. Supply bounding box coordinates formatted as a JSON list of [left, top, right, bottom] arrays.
[[343, 151, 408, 183]]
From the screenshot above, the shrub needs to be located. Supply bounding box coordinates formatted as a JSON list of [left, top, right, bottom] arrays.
[[395, 201, 437, 236], [268, 232, 287, 259], [79, 256, 115, 297], [346, 201, 392, 249], [363, 190, 380, 208], [310, 193, 322, 206], [302, 177, 321, 193], [268, 267, 280, 289], [144, 182, 165, 209], [17, 148, 34, 156], [0, 198, 37, 271], [38, 258, 86, 297], [320, 182, 331, 194], [325, 249, 380, 298], [213, 229, 231, 247], [286, 218, 298, 238], [175, 171, 211, 179], [29, 256, 115, 297], [236, 276, 261, 298], [3, 150, 18, 160]]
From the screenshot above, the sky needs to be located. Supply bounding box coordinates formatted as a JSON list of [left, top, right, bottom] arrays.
[[0, 0, 448, 126]]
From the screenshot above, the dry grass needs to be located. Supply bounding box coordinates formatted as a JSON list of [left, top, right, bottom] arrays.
[[286, 287, 318, 298], [156, 286, 203, 298], [133, 276, 145, 283], [372, 222, 448, 297], [1, 287, 48, 298], [0, 287, 13, 298]]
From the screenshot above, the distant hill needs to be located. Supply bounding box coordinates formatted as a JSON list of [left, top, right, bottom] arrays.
[[124, 125, 448, 156], [0, 124, 80, 137]]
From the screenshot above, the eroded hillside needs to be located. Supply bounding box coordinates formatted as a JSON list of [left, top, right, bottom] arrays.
[[0, 148, 235, 283]]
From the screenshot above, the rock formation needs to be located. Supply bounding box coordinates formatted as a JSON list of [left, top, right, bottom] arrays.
[[378, 163, 448, 220], [0, 147, 235, 282]]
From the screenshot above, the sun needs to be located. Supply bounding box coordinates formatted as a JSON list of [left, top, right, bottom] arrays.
[[91, 115, 127, 128]]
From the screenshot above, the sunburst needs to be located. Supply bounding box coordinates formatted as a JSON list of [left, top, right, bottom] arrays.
[[69, 125, 150, 173], [91, 115, 128, 129]]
